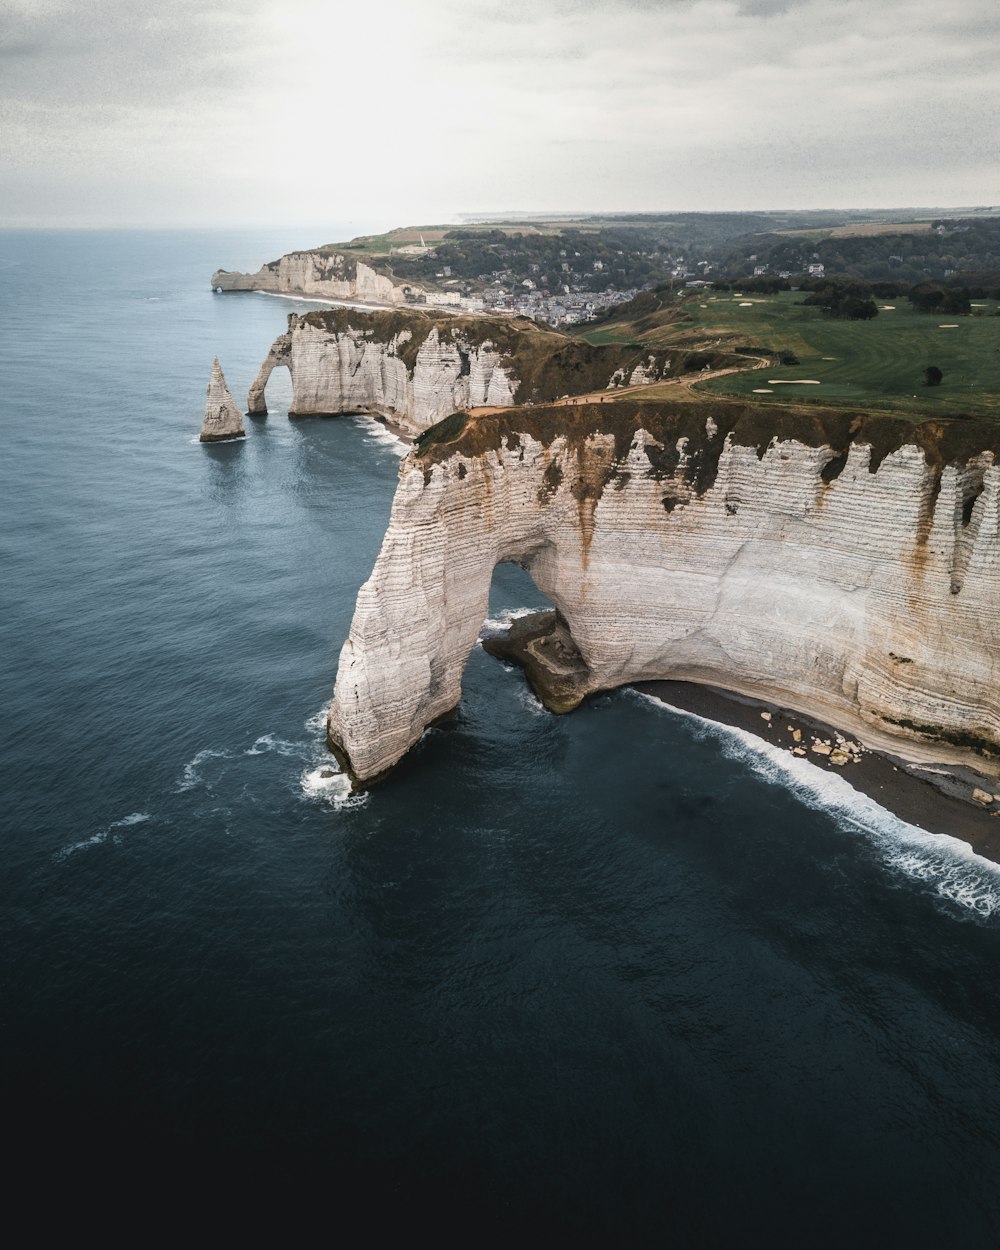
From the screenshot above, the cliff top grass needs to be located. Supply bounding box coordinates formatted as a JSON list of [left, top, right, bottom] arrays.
[[579, 290, 1000, 421]]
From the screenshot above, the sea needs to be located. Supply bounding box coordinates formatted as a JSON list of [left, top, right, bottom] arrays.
[[2, 229, 1000, 1243]]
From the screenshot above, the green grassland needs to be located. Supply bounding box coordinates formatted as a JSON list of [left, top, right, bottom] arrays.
[[581, 291, 1000, 420], [320, 220, 569, 258]]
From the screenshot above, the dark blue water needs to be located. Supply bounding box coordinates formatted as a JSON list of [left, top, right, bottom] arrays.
[[3, 231, 1000, 1243]]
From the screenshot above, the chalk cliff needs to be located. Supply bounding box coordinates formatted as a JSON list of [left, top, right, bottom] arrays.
[[212, 252, 419, 305], [247, 307, 676, 435], [327, 401, 1000, 786], [200, 357, 245, 442]]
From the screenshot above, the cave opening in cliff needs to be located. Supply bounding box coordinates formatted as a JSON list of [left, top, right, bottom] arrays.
[[482, 558, 592, 714], [487, 559, 555, 628]]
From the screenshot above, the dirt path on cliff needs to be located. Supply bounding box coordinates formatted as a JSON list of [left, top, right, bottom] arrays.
[[466, 356, 769, 417]]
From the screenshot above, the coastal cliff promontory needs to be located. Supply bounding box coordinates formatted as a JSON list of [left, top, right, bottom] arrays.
[[212, 252, 419, 305], [328, 401, 1000, 786], [247, 307, 683, 435]]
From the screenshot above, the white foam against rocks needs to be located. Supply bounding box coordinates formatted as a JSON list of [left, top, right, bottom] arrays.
[[631, 690, 1000, 920], [298, 702, 369, 810]]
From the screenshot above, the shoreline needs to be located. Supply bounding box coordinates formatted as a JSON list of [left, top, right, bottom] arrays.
[[230, 288, 474, 317], [635, 679, 1000, 863], [483, 612, 1000, 860]]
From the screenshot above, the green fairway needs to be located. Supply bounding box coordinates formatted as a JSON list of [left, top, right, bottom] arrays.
[[585, 291, 1000, 420]]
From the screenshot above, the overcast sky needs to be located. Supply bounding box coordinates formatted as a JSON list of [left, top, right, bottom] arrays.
[[2, 0, 998, 228]]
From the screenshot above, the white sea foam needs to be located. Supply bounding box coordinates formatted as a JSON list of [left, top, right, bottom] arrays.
[[304, 702, 332, 735], [58, 812, 151, 860], [244, 733, 303, 757], [349, 414, 409, 456], [300, 765, 368, 809], [631, 690, 1000, 920], [175, 747, 232, 792], [294, 701, 368, 807], [516, 686, 549, 717]]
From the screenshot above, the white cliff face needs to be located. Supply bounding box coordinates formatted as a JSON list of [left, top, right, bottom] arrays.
[[200, 357, 245, 442], [247, 311, 676, 435], [212, 253, 420, 305], [250, 315, 518, 435], [328, 409, 1000, 784]]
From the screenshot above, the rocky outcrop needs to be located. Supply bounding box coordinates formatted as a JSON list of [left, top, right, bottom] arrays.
[[212, 252, 420, 305], [199, 357, 245, 442], [328, 401, 1000, 786], [248, 308, 675, 435]]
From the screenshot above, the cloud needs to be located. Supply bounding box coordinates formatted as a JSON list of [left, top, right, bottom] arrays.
[[1, 0, 998, 225]]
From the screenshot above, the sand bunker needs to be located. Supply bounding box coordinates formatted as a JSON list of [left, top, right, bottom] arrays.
[[752, 388, 774, 393], [768, 379, 821, 385], [739, 302, 753, 307], [822, 356, 837, 360], [881, 305, 896, 310], [939, 324, 959, 328]]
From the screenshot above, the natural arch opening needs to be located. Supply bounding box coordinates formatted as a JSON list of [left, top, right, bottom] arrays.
[[247, 334, 293, 416], [480, 559, 593, 714]]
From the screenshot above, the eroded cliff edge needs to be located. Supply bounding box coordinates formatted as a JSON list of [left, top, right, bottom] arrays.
[[212, 252, 418, 304], [328, 399, 1000, 787], [247, 307, 705, 435]]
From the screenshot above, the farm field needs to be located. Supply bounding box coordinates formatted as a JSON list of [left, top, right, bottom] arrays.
[[582, 290, 1000, 420]]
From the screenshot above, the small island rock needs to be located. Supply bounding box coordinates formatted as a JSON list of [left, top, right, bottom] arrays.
[[200, 357, 245, 442]]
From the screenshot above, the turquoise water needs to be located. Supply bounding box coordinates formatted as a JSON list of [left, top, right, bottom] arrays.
[[3, 230, 1000, 1242]]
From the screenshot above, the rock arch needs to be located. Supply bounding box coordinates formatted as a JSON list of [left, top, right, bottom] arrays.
[[327, 407, 1000, 787], [247, 332, 292, 416]]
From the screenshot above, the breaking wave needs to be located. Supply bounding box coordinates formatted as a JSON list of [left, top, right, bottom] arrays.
[[299, 765, 367, 809], [632, 690, 1000, 920], [348, 414, 409, 456]]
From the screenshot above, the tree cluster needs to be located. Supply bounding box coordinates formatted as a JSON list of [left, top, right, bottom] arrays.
[[908, 283, 971, 315], [800, 279, 879, 320], [709, 217, 1000, 285]]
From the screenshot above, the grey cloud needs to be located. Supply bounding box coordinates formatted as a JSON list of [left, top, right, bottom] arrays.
[[0, 1, 257, 105]]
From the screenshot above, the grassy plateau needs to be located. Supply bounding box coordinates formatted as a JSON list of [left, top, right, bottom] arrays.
[[581, 290, 1000, 421]]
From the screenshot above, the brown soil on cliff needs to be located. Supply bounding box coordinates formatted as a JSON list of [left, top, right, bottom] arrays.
[[416, 394, 1000, 487]]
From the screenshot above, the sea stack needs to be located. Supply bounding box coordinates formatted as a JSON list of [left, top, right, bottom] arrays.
[[200, 357, 245, 442]]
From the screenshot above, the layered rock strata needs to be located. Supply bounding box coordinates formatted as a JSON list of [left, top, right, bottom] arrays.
[[328, 401, 1000, 786], [212, 252, 419, 304], [200, 357, 245, 442], [248, 308, 675, 435]]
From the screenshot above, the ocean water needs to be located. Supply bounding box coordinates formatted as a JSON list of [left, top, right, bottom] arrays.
[[3, 230, 1000, 1242]]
